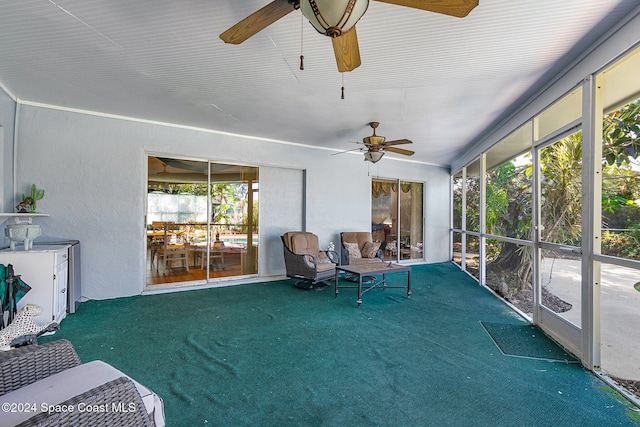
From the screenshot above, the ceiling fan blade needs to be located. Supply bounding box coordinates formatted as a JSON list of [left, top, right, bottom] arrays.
[[374, 0, 478, 18], [384, 138, 413, 146], [331, 27, 361, 72], [220, 0, 296, 44], [385, 147, 415, 156], [331, 147, 363, 156]]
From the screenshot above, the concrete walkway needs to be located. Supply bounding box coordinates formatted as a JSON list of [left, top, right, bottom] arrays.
[[542, 257, 640, 381]]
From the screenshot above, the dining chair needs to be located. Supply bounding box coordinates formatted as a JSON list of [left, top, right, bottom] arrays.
[[154, 223, 189, 273]]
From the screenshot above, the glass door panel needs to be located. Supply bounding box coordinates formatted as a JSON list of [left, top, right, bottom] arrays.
[[147, 156, 208, 286], [207, 164, 259, 279], [399, 181, 423, 260], [371, 179, 423, 262], [372, 179, 398, 261], [538, 131, 583, 326]]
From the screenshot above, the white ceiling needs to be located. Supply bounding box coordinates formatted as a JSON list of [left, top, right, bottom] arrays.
[[0, 1, 638, 166]]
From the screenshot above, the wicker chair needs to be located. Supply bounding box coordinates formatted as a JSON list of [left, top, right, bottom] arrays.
[[16, 377, 151, 427], [0, 340, 164, 426], [0, 339, 81, 395], [281, 232, 338, 290]]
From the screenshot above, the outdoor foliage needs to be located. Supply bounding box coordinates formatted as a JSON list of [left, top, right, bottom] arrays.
[[539, 132, 583, 246], [456, 99, 640, 298]]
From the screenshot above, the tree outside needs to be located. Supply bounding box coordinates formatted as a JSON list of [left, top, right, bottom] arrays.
[[456, 100, 640, 313]]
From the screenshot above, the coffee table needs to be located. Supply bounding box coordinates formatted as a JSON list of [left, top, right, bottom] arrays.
[[334, 263, 411, 307]]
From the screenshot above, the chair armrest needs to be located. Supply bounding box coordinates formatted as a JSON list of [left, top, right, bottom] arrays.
[[340, 243, 350, 265], [282, 244, 316, 274], [325, 250, 340, 265], [0, 339, 81, 395], [19, 376, 153, 427]]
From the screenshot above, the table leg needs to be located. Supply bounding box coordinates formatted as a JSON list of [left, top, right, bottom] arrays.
[[407, 269, 412, 298], [334, 269, 339, 298], [357, 274, 363, 307]]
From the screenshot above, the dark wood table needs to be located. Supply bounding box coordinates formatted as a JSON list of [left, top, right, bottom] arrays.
[[334, 263, 411, 307]]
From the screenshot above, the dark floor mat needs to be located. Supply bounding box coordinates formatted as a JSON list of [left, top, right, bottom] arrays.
[[480, 321, 579, 362]]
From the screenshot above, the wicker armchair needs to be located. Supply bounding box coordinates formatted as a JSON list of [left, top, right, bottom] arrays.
[[0, 340, 164, 426], [281, 232, 338, 290], [15, 377, 151, 427], [0, 339, 81, 395]]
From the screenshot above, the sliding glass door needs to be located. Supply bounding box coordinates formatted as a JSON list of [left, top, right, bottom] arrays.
[[372, 178, 424, 262], [146, 156, 258, 287]]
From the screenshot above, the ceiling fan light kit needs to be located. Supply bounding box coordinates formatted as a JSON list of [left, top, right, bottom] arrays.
[[301, 0, 369, 38], [332, 121, 415, 163], [364, 151, 385, 163]]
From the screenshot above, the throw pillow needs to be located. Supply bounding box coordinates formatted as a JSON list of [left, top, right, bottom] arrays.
[[316, 251, 332, 264], [304, 251, 332, 268], [362, 241, 381, 258], [344, 242, 362, 259]]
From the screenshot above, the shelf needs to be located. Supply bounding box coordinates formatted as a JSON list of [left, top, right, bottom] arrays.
[[0, 213, 49, 226]]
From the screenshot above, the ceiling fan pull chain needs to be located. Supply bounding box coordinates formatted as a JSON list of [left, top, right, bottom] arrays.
[[341, 73, 345, 99], [300, 12, 304, 70]]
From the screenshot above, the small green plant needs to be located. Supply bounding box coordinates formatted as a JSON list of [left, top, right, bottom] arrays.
[[22, 184, 45, 212]]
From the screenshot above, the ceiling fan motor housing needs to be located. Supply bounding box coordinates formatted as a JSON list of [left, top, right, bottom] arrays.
[[363, 135, 386, 146], [301, 0, 369, 37]]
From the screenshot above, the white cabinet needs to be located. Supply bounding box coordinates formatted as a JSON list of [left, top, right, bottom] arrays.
[[0, 245, 70, 325]]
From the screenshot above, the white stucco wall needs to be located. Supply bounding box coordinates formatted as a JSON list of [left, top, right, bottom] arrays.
[[0, 88, 16, 211], [12, 106, 451, 301]]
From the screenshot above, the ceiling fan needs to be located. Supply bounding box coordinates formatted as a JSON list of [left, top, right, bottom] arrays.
[[347, 121, 415, 163], [220, 0, 478, 73]]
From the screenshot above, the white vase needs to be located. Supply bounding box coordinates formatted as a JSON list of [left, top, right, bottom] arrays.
[[5, 223, 42, 251]]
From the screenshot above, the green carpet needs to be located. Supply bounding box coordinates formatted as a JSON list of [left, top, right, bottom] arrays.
[[42, 262, 640, 426], [480, 321, 579, 362]]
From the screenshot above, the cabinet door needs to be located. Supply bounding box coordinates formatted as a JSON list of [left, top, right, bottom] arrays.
[[53, 259, 69, 323], [0, 251, 53, 324]]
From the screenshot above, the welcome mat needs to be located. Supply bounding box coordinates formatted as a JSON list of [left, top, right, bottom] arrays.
[[480, 321, 579, 362]]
